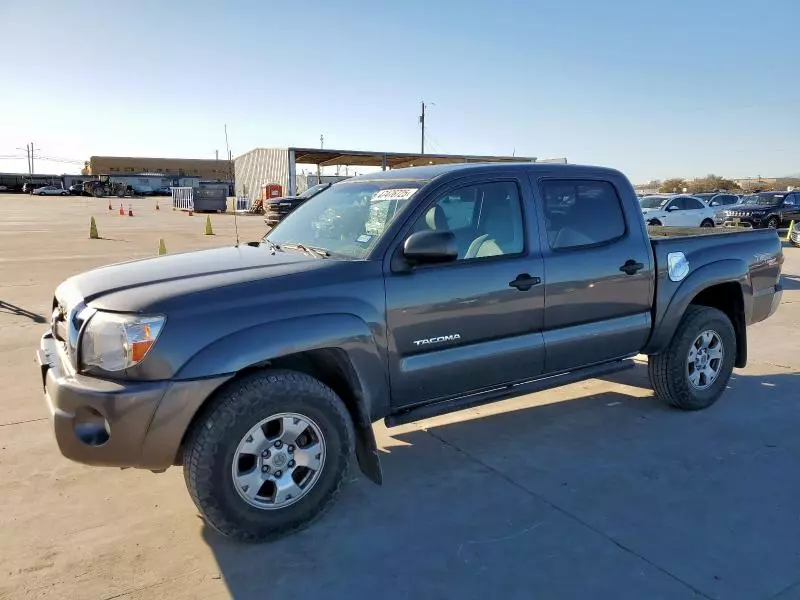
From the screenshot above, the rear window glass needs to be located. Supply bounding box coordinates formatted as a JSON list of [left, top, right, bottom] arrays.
[[543, 180, 626, 249]]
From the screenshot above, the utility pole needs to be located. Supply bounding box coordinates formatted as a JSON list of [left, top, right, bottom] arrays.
[[320, 134, 324, 149], [16, 145, 31, 174], [215, 149, 219, 160], [419, 101, 425, 154]]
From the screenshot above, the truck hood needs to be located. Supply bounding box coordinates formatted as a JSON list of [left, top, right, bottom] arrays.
[[60, 244, 325, 312]]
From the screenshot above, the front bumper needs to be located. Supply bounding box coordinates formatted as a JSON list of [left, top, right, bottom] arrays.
[[37, 332, 230, 470], [715, 214, 764, 227]]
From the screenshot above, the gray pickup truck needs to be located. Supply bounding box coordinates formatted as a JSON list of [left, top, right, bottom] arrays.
[[37, 163, 783, 542]]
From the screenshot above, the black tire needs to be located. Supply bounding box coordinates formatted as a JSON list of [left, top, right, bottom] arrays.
[[648, 305, 736, 410], [766, 216, 779, 229], [700, 219, 714, 228], [182, 369, 354, 543], [649, 219, 662, 227]]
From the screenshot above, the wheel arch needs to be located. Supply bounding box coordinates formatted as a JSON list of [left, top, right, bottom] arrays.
[[172, 314, 387, 485], [644, 259, 748, 367]]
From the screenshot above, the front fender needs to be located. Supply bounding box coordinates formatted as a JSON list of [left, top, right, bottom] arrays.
[[174, 313, 388, 485], [644, 259, 749, 356]]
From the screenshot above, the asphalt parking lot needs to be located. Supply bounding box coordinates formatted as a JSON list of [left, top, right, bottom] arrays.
[[1, 194, 799, 600]]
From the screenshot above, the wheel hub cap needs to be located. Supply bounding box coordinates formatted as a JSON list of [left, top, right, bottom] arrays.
[[687, 330, 724, 390], [231, 412, 326, 510], [270, 452, 288, 469]]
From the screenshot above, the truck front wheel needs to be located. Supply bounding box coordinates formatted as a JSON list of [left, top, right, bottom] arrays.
[[182, 370, 354, 542], [648, 306, 736, 410]]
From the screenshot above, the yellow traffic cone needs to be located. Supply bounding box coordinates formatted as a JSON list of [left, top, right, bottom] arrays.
[[158, 238, 167, 256], [204, 215, 214, 235], [89, 216, 99, 239]]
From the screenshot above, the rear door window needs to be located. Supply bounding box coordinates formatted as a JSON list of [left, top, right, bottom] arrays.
[[542, 180, 627, 249]]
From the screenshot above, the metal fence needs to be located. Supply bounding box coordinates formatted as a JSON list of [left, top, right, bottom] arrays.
[[235, 196, 251, 211], [171, 187, 194, 211]]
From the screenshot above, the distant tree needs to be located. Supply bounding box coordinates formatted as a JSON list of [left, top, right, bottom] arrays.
[[774, 178, 800, 190], [687, 174, 740, 194], [659, 178, 687, 193]]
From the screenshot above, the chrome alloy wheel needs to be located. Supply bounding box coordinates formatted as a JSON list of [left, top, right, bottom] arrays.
[[687, 330, 724, 390], [231, 412, 326, 510]]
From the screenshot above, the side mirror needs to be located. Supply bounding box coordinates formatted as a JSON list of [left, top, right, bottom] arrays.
[[403, 230, 458, 265], [667, 205, 679, 212], [710, 201, 719, 207]]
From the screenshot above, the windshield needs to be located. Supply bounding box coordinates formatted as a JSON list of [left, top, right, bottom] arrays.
[[639, 195, 668, 209], [298, 183, 329, 199], [741, 193, 783, 206], [265, 180, 423, 258]]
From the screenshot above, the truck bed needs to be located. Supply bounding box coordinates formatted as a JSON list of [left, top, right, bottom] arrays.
[[647, 225, 757, 238]]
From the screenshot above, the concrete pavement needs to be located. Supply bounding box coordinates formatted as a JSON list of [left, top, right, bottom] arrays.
[[1, 195, 798, 600]]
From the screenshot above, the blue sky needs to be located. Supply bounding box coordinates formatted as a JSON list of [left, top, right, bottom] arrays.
[[1, 0, 797, 182]]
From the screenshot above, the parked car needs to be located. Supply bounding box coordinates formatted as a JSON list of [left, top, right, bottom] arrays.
[[694, 192, 741, 207], [639, 194, 717, 227], [32, 186, 69, 196], [264, 182, 332, 227], [23, 182, 52, 194], [790, 222, 800, 247], [715, 191, 800, 228], [38, 163, 783, 542]]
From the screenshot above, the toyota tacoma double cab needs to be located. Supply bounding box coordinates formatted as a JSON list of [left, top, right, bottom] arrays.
[[37, 163, 784, 542]]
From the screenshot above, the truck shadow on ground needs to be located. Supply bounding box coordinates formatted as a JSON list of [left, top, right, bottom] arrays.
[[202, 364, 800, 600], [0, 300, 47, 323]]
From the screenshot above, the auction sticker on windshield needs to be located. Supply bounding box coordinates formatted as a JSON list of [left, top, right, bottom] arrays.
[[371, 188, 418, 201]]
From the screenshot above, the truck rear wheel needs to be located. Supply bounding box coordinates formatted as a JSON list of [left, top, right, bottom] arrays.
[[182, 370, 354, 542], [648, 306, 735, 410]]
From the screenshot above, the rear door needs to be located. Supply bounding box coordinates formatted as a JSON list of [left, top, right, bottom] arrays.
[[535, 176, 653, 373], [384, 174, 546, 407]]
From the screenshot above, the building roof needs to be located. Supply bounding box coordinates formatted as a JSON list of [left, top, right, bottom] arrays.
[[287, 147, 537, 169]]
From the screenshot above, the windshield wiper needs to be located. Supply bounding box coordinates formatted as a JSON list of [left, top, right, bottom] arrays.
[[280, 242, 330, 258], [263, 238, 281, 252]]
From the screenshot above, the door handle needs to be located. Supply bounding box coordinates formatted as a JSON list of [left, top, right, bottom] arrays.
[[509, 273, 541, 291], [619, 259, 644, 275]]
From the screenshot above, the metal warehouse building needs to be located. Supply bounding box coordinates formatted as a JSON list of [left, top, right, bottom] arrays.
[[233, 147, 544, 200]]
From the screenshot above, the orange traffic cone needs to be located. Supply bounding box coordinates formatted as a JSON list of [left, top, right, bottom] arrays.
[[155, 199, 160, 210], [188, 208, 193, 216], [128, 205, 134, 217], [119, 203, 125, 215], [108, 200, 112, 210]]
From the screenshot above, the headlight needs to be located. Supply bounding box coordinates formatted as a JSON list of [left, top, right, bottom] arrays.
[[80, 312, 165, 372]]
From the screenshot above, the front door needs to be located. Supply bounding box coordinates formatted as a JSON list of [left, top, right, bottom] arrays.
[[537, 177, 654, 373], [663, 197, 696, 226], [384, 177, 545, 408]]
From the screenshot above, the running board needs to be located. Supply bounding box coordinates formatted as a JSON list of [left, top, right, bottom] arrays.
[[385, 359, 635, 427]]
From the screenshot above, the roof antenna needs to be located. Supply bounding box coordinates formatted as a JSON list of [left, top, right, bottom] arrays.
[[225, 124, 239, 246]]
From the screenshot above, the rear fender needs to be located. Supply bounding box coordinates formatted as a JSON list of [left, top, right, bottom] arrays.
[[175, 314, 388, 484], [644, 259, 749, 361]]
